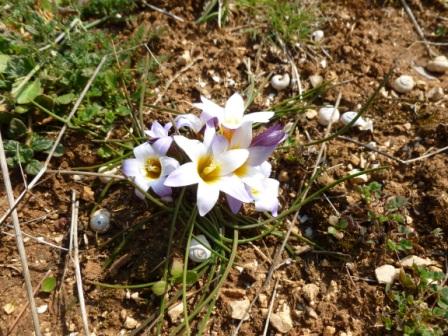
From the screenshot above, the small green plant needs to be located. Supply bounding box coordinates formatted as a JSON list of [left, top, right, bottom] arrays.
[[327, 217, 348, 239], [359, 181, 382, 203], [41, 276, 57, 293], [383, 266, 448, 335]]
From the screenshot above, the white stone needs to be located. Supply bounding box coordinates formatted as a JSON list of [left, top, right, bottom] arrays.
[[229, 298, 250, 321], [375, 264, 399, 285], [302, 283, 320, 306], [311, 30, 324, 42], [427, 87, 444, 101], [305, 109, 318, 119], [324, 326, 337, 336], [37, 304, 48, 314], [349, 169, 369, 184], [3, 303, 15, 314], [399, 255, 435, 268], [309, 75, 323, 88], [168, 302, 184, 322], [270, 303, 293, 333], [124, 316, 139, 329]]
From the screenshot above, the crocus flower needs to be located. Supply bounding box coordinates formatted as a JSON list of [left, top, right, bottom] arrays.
[[122, 142, 179, 199], [164, 128, 252, 216], [194, 93, 274, 130], [248, 123, 286, 166], [144, 121, 173, 154]]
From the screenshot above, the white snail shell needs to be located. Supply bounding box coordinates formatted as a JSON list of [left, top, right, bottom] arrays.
[[311, 30, 324, 42], [271, 74, 290, 91], [90, 209, 111, 233], [188, 234, 212, 263], [98, 165, 120, 183], [340, 111, 373, 131], [318, 106, 340, 126], [391, 75, 415, 93], [349, 169, 369, 184], [309, 74, 323, 88], [426, 55, 448, 73]]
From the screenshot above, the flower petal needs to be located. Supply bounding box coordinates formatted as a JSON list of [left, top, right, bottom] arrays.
[[196, 95, 225, 121], [153, 137, 173, 155], [122, 158, 142, 177], [211, 134, 229, 155], [134, 175, 152, 192], [174, 135, 206, 162], [260, 161, 272, 177], [203, 124, 216, 149], [230, 121, 252, 149], [216, 149, 249, 175], [175, 114, 203, 133], [247, 146, 275, 166], [164, 162, 200, 187], [246, 177, 280, 216], [160, 156, 180, 176], [151, 121, 167, 138], [226, 194, 243, 214], [219, 175, 252, 203], [133, 142, 156, 160], [197, 181, 220, 216], [222, 93, 245, 129], [243, 111, 274, 124], [151, 178, 172, 198]]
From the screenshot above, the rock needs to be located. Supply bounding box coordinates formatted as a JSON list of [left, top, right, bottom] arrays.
[[37, 304, 48, 314], [306, 307, 319, 319], [427, 87, 444, 101], [3, 303, 15, 314], [309, 75, 323, 88], [375, 264, 399, 285], [270, 303, 293, 333], [324, 326, 337, 336], [168, 302, 184, 322], [229, 298, 250, 321], [124, 316, 139, 329], [328, 215, 339, 226], [426, 55, 448, 73], [279, 170, 289, 182], [399, 255, 435, 268], [259, 294, 268, 308], [305, 109, 318, 119], [302, 283, 320, 305], [349, 169, 369, 184]]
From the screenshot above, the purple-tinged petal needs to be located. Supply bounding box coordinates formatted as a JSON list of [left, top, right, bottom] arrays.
[[197, 181, 220, 216], [175, 114, 204, 133], [164, 162, 200, 187], [251, 124, 286, 147], [133, 142, 156, 160], [243, 111, 274, 124], [153, 137, 173, 155], [219, 175, 252, 203], [203, 124, 216, 149], [211, 134, 228, 155], [226, 194, 243, 214], [134, 188, 146, 200], [151, 178, 172, 198], [164, 122, 173, 133], [247, 146, 275, 166], [122, 158, 142, 177]]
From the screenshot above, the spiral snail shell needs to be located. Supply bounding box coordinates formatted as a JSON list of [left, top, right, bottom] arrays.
[[426, 55, 448, 73], [318, 106, 340, 126], [340, 111, 373, 131], [271, 74, 290, 91], [189, 234, 212, 263], [391, 75, 415, 94]]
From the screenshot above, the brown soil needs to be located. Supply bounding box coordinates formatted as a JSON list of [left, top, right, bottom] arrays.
[[1, 0, 447, 335]]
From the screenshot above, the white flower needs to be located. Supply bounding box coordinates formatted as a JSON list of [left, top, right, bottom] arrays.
[[164, 128, 252, 216], [194, 93, 274, 130], [144, 121, 173, 154], [122, 142, 179, 199]]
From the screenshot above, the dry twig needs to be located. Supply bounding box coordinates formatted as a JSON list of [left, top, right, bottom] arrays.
[[262, 278, 280, 336], [0, 131, 42, 336]]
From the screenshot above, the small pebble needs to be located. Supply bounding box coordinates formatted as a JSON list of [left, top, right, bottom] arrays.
[[278, 170, 289, 182], [375, 264, 399, 285], [3, 303, 15, 314], [270, 303, 293, 333], [124, 316, 139, 329], [427, 87, 444, 101], [229, 298, 250, 321]]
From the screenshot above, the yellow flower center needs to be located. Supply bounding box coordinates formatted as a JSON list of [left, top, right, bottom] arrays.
[[234, 161, 248, 177], [197, 155, 221, 183], [250, 187, 260, 197], [144, 157, 162, 179]]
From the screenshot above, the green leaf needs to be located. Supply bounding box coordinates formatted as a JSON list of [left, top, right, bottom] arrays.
[[43, 143, 64, 157], [7, 118, 27, 139], [185, 270, 199, 284], [16, 79, 43, 104], [398, 269, 415, 289], [17, 147, 33, 164], [31, 135, 53, 152], [97, 146, 114, 159], [54, 93, 75, 105], [26, 159, 43, 175], [4, 139, 21, 154], [41, 276, 57, 293], [170, 259, 183, 278], [0, 54, 11, 73], [152, 280, 169, 296]]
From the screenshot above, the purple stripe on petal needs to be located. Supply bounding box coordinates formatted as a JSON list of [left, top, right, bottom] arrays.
[[226, 194, 243, 214], [250, 124, 286, 147]]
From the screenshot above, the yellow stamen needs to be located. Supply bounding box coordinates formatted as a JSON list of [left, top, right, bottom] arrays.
[[234, 161, 248, 177], [198, 155, 221, 183], [144, 157, 162, 179]]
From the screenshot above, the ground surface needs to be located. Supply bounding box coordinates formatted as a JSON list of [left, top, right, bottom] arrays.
[[1, 0, 447, 335]]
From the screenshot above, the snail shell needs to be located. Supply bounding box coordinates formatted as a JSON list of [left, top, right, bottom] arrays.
[[271, 74, 290, 91], [90, 209, 111, 233], [311, 30, 324, 42], [309, 74, 323, 88], [318, 106, 340, 126], [426, 55, 448, 73], [340, 111, 373, 131], [189, 234, 212, 263], [391, 75, 415, 93]]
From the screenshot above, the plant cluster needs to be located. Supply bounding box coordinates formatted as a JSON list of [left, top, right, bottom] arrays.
[[122, 93, 286, 216]]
